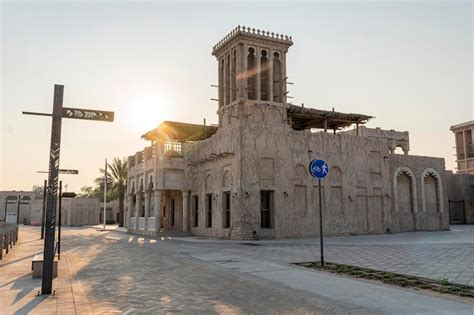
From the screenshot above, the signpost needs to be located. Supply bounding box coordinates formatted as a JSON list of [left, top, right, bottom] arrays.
[[62, 107, 114, 122], [23, 84, 114, 295], [38, 169, 79, 175], [309, 159, 329, 267]]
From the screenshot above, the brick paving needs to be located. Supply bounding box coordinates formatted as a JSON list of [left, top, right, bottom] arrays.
[[1, 226, 346, 314], [177, 226, 474, 286], [1, 225, 473, 314]]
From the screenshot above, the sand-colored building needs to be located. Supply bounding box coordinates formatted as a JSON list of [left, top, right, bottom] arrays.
[[451, 121, 474, 175], [448, 121, 474, 224], [126, 26, 449, 239], [60, 197, 100, 226], [0, 191, 35, 224]]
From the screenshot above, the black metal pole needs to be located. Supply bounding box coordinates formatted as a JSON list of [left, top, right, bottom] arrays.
[[41, 180, 47, 239], [319, 178, 324, 267], [4, 198, 7, 222], [16, 195, 20, 225], [58, 181, 62, 260], [41, 84, 63, 295]]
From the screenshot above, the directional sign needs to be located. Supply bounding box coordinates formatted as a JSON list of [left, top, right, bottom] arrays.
[[62, 192, 77, 198], [309, 159, 329, 179], [62, 107, 114, 122], [59, 169, 79, 175], [37, 169, 79, 175]]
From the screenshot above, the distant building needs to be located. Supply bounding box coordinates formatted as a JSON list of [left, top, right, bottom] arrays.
[[60, 197, 100, 226], [451, 121, 474, 175], [447, 121, 474, 224], [0, 191, 35, 224], [100, 199, 121, 224], [125, 27, 449, 239]]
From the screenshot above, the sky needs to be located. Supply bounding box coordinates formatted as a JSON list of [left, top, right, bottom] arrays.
[[1, 0, 472, 192]]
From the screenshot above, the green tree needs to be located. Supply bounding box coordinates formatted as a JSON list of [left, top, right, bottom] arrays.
[[32, 185, 44, 199], [96, 157, 128, 226], [78, 185, 100, 198]]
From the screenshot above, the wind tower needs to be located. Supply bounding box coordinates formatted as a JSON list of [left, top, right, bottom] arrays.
[[212, 26, 293, 128]]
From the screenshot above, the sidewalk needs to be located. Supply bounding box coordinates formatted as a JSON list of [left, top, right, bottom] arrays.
[[0, 227, 75, 314], [193, 251, 474, 314]]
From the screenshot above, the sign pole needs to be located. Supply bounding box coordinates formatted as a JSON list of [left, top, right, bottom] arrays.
[[58, 181, 62, 260], [41, 180, 47, 239], [103, 158, 107, 230], [23, 84, 114, 295], [41, 84, 63, 295], [16, 195, 21, 224], [309, 159, 328, 268], [318, 178, 324, 267]]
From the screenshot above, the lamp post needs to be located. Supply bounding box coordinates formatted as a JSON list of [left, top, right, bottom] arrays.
[[4, 198, 7, 222], [16, 195, 21, 225], [103, 158, 107, 230]]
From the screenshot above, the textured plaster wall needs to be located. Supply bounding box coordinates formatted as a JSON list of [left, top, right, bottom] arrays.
[[389, 154, 449, 232]]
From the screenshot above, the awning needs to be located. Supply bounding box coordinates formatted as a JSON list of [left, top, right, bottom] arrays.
[[142, 121, 218, 142]]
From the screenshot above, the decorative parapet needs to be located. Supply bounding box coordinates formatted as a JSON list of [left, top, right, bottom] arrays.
[[212, 25, 293, 54]]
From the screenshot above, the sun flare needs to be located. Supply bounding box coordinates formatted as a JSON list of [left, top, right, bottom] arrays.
[[127, 93, 173, 132]]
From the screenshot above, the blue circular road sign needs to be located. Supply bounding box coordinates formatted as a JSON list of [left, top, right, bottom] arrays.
[[309, 159, 329, 179]]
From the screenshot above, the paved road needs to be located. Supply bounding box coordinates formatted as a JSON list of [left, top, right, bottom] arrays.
[[178, 225, 474, 286], [1, 225, 473, 314]]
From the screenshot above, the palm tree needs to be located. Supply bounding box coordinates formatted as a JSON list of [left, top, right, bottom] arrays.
[[103, 157, 128, 226]]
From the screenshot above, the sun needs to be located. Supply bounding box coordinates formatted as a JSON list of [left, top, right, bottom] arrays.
[[127, 93, 174, 133]]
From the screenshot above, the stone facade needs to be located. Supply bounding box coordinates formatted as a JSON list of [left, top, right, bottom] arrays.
[[60, 197, 100, 226], [0, 191, 35, 224], [451, 121, 474, 175], [447, 172, 474, 224], [126, 26, 449, 239]]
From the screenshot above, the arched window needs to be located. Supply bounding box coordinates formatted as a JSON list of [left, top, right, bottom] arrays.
[[247, 47, 256, 100], [260, 50, 269, 101], [223, 170, 232, 188], [205, 174, 212, 192], [231, 49, 237, 102], [273, 52, 281, 102], [294, 164, 308, 216], [139, 178, 144, 192], [225, 54, 231, 105], [421, 168, 443, 213], [393, 166, 418, 213], [148, 175, 154, 191], [218, 59, 224, 108]]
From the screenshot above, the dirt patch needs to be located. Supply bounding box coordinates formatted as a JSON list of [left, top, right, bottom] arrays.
[[295, 261, 474, 299]]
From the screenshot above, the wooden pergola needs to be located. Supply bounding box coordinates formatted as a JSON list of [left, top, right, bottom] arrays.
[[142, 121, 218, 142], [286, 104, 373, 131]]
